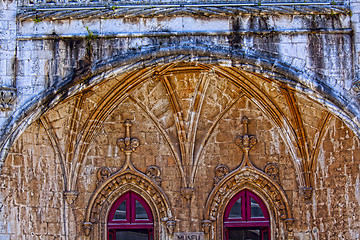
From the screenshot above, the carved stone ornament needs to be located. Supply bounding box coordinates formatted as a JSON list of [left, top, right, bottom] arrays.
[[353, 80, 360, 94], [63, 191, 78, 205], [264, 163, 280, 184], [201, 220, 212, 234], [84, 170, 174, 237], [181, 187, 195, 202], [117, 120, 140, 153], [116, 119, 140, 171], [146, 165, 162, 185], [204, 166, 294, 239], [285, 218, 295, 239], [300, 187, 313, 201], [166, 219, 176, 235], [97, 167, 111, 186], [234, 116, 257, 168], [0, 86, 16, 111], [214, 165, 229, 184], [83, 222, 93, 236]]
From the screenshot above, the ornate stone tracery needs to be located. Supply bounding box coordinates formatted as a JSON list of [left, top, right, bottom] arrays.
[[83, 120, 174, 239], [203, 116, 294, 240]]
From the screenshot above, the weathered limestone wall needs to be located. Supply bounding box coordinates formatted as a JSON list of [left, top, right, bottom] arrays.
[[0, 122, 65, 239], [0, 66, 358, 239]]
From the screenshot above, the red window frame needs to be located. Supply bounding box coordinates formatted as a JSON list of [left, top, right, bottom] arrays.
[[224, 189, 270, 240], [107, 192, 154, 239]]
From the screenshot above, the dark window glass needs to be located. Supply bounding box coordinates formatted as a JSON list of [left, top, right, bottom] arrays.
[[262, 230, 269, 240], [229, 227, 260, 240], [250, 198, 264, 218], [135, 200, 149, 220], [115, 229, 148, 240], [113, 200, 126, 220], [229, 198, 242, 218]]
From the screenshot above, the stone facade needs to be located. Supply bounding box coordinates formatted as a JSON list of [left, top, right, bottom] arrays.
[[0, 0, 360, 239]]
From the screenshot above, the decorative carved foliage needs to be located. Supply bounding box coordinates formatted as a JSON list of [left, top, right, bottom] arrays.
[[97, 167, 111, 186], [234, 116, 257, 150], [0, 86, 16, 111], [234, 135, 257, 150], [264, 163, 280, 184], [214, 165, 229, 184], [146, 165, 162, 185]]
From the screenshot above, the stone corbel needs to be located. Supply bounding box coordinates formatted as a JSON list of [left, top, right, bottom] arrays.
[[166, 219, 176, 235], [180, 187, 195, 202], [64, 191, 79, 205], [0, 86, 16, 111], [300, 187, 313, 201], [83, 222, 93, 236], [285, 218, 295, 240], [201, 220, 212, 234]]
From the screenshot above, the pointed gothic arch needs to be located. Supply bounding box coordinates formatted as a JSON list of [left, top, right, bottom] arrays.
[[83, 169, 174, 239], [203, 167, 294, 240]]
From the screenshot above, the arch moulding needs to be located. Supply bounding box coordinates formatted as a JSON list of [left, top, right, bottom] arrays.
[[203, 166, 294, 240], [83, 169, 174, 240], [1, 43, 359, 173]]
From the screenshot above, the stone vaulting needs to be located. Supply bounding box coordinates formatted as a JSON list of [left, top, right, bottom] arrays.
[[1, 0, 360, 239]]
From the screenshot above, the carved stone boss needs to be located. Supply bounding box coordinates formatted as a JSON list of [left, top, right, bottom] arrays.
[[234, 116, 257, 168]]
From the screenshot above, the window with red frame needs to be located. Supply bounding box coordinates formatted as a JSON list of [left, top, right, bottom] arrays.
[[224, 189, 270, 240], [107, 192, 154, 240]]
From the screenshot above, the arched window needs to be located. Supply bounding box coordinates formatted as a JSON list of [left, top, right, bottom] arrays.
[[224, 189, 270, 240], [107, 191, 154, 240]]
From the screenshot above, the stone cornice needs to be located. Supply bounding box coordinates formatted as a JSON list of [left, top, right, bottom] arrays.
[[17, 2, 349, 21]]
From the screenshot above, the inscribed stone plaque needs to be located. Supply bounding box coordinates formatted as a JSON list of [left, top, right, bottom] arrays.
[[174, 232, 204, 240]]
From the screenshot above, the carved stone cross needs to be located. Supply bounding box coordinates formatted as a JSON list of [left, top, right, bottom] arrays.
[[117, 119, 139, 170], [234, 116, 257, 168]]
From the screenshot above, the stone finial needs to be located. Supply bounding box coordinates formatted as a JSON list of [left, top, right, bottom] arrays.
[[201, 220, 212, 234], [83, 222, 93, 236], [146, 165, 162, 185], [116, 119, 140, 171], [234, 116, 257, 168], [64, 191, 78, 205], [166, 219, 176, 235], [214, 164, 229, 184], [0, 86, 16, 111], [117, 120, 140, 153]]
